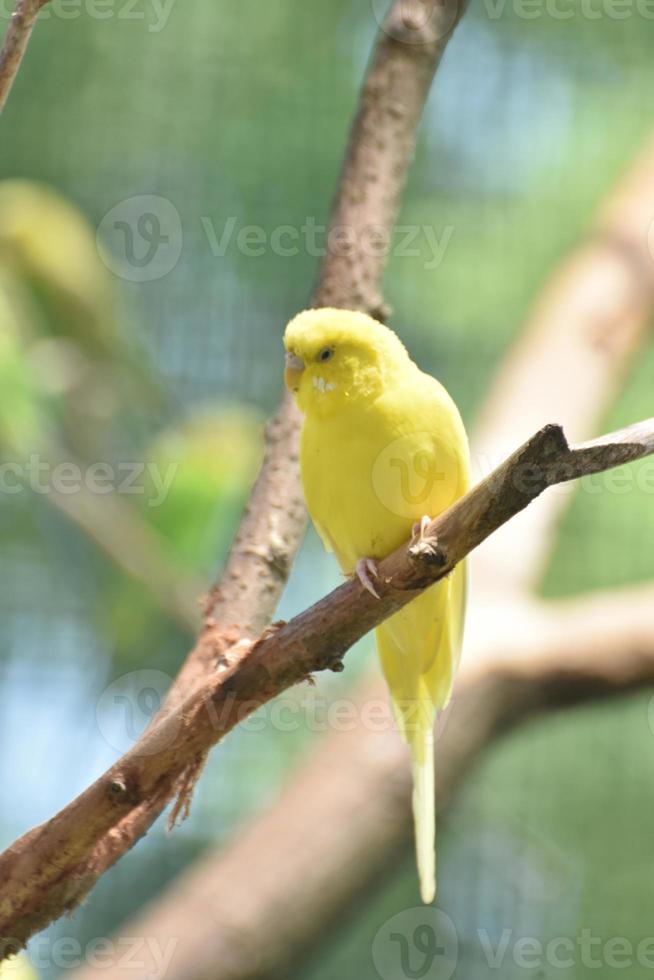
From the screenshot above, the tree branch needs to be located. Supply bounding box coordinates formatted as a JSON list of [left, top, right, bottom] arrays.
[[72, 581, 654, 980], [312, 0, 469, 317], [0, 0, 48, 112], [407, 419, 654, 583], [2, 416, 653, 949]]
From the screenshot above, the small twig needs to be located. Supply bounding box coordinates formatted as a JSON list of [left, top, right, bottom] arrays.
[[409, 419, 654, 577], [1, 415, 653, 950], [0, 0, 48, 112]]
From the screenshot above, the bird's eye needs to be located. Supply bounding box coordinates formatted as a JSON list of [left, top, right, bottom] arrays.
[[318, 348, 334, 362]]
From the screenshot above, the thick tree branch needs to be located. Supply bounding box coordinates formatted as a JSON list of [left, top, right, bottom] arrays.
[[312, 0, 468, 317], [73, 581, 654, 980], [0, 0, 48, 112], [1, 416, 653, 949]]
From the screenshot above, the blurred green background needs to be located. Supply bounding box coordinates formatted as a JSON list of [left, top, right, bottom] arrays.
[[1, 0, 654, 977]]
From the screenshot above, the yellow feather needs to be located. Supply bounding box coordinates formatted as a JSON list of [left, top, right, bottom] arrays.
[[284, 308, 470, 902]]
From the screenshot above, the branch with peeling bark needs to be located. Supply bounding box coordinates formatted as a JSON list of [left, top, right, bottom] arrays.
[[1, 415, 654, 949], [85, 581, 654, 980], [72, 563, 654, 980]]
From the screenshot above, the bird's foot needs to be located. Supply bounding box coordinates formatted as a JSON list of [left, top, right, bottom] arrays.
[[354, 557, 380, 599], [411, 515, 432, 542]]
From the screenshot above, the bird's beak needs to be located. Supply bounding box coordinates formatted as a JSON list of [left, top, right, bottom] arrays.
[[284, 351, 305, 392]]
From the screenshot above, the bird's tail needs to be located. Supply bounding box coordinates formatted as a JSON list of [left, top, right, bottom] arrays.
[[376, 565, 467, 903], [376, 616, 440, 903], [410, 723, 436, 904]]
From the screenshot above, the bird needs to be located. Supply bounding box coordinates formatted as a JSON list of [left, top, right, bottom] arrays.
[[283, 307, 470, 903]]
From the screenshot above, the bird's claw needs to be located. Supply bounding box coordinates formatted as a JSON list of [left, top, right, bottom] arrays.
[[355, 557, 380, 599], [411, 515, 432, 542]]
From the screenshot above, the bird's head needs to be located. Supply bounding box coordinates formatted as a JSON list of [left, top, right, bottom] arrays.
[[283, 307, 409, 416]]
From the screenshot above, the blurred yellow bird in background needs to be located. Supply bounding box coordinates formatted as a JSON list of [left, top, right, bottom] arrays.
[[284, 308, 470, 903]]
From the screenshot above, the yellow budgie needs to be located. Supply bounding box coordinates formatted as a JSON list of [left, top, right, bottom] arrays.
[[284, 308, 469, 903]]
